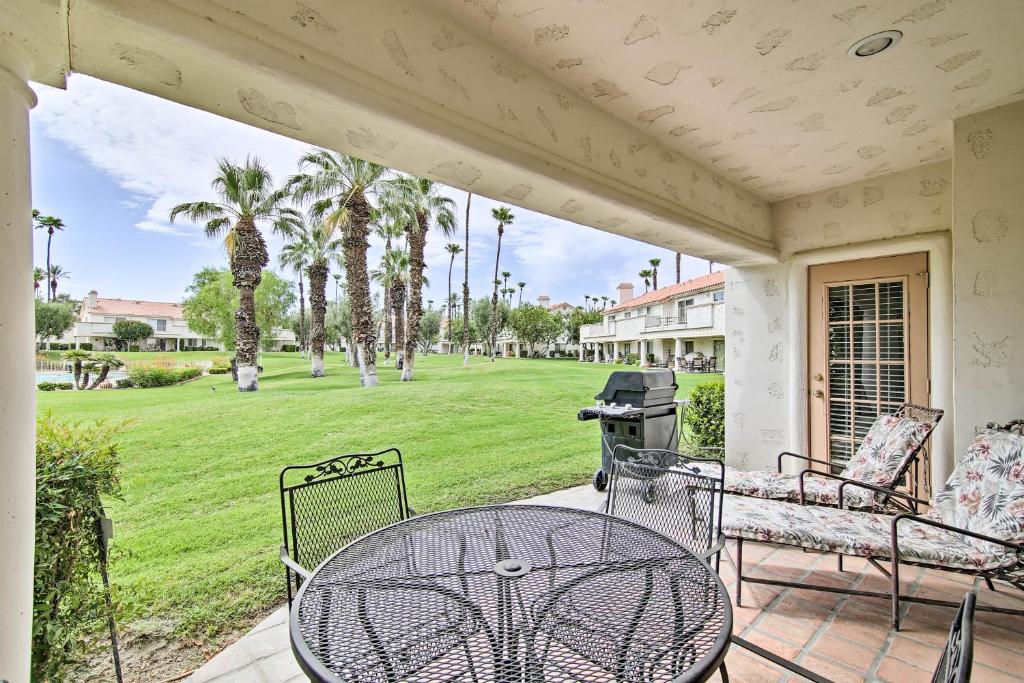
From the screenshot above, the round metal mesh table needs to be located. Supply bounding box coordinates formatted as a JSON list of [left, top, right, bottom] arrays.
[[290, 504, 732, 682]]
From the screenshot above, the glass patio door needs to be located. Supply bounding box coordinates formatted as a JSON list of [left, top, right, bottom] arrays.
[[808, 254, 930, 491]]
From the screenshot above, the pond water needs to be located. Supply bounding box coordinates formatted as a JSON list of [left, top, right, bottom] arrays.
[[36, 371, 128, 385]]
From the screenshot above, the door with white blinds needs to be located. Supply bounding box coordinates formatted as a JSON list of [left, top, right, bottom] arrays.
[[808, 254, 930, 491]]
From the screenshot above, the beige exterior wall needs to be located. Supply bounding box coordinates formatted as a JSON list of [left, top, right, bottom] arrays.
[[952, 99, 1024, 456]]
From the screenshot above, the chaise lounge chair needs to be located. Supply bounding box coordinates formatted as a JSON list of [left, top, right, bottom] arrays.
[[702, 403, 943, 511], [721, 420, 1024, 629]]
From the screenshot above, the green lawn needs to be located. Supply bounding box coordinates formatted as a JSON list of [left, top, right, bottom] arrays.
[[38, 352, 721, 642]]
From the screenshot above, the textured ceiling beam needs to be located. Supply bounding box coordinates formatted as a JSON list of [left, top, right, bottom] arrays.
[[61, 0, 777, 265]]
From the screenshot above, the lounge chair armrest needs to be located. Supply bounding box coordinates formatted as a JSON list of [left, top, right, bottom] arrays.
[[279, 545, 311, 580], [833, 476, 930, 511], [891, 514, 1024, 553], [777, 451, 835, 474]]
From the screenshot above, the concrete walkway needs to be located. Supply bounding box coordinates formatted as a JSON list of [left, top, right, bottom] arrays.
[[187, 485, 604, 682]]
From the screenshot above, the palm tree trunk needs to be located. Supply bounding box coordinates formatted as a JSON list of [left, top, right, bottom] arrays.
[[72, 358, 82, 389], [489, 227, 503, 362], [232, 215, 270, 391], [382, 284, 393, 363], [653, 267, 658, 291], [403, 214, 427, 381], [88, 365, 110, 390], [675, 252, 682, 284], [446, 254, 455, 350], [307, 260, 328, 377], [463, 192, 472, 366], [46, 229, 53, 301], [298, 271, 306, 358], [391, 281, 405, 367], [343, 195, 378, 386]]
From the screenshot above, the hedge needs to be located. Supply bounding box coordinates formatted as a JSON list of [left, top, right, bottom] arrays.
[[684, 381, 725, 454], [122, 365, 202, 388], [38, 381, 74, 392], [78, 343, 94, 351], [279, 344, 298, 353]]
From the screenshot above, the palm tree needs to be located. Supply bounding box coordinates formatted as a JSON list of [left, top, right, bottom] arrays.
[[373, 205, 405, 365], [444, 242, 463, 346], [170, 157, 298, 391], [371, 246, 410, 371], [583, 295, 590, 310], [86, 354, 125, 390], [502, 271, 511, 296], [675, 252, 682, 284], [639, 268, 653, 293], [47, 264, 69, 300], [288, 150, 387, 387], [649, 257, 661, 290], [33, 210, 65, 301], [333, 273, 342, 303], [489, 207, 515, 361], [33, 267, 45, 298], [517, 281, 526, 307], [610, 299, 617, 306], [383, 176, 457, 380], [462, 193, 472, 366], [279, 236, 311, 357], [601, 295, 609, 309]]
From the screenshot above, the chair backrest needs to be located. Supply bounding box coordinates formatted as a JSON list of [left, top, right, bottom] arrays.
[[931, 592, 976, 683], [607, 445, 725, 559], [928, 420, 1024, 545], [840, 403, 944, 489], [706, 356, 717, 371], [280, 449, 409, 601]]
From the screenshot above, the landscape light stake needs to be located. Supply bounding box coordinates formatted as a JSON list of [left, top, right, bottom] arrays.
[[97, 515, 123, 683]]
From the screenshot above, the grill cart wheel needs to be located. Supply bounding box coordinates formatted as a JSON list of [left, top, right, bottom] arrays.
[[592, 469, 608, 491], [641, 481, 655, 504]]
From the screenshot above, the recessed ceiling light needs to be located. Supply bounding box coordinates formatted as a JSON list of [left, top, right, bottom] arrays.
[[848, 30, 902, 58]]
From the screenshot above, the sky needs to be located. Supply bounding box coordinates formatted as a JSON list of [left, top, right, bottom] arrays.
[[29, 75, 718, 310]]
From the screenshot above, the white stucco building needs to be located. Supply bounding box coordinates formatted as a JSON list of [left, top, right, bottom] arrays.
[[54, 289, 296, 352], [580, 273, 725, 369], [497, 296, 580, 357], [3, 2, 1024, 676]]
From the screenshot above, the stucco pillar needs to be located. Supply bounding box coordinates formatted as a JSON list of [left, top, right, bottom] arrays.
[[612, 340, 620, 361], [579, 343, 585, 361], [592, 342, 601, 363], [0, 54, 37, 683], [673, 338, 683, 369]]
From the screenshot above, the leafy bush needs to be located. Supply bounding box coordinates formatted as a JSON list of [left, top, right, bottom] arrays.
[[126, 364, 202, 388], [34, 417, 124, 682], [128, 345, 140, 352], [685, 381, 725, 452], [48, 342, 70, 350], [38, 381, 73, 391], [645, 353, 655, 365], [279, 344, 298, 353], [623, 352, 640, 365], [78, 343, 94, 351], [208, 366, 230, 375]]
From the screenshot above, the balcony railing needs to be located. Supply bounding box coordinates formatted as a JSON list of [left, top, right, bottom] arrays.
[[580, 303, 723, 342]]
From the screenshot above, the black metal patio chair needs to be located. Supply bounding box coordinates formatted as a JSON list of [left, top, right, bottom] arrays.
[[605, 445, 727, 566], [932, 591, 976, 683], [279, 448, 410, 605]]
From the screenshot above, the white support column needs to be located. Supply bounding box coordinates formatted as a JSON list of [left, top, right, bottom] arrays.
[[673, 338, 683, 369], [579, 343, 585, 361], [0, 55, 37, 683], [592, 342, 601, 363], [639, 339, 647, 362], [612, 340, 620, 362]]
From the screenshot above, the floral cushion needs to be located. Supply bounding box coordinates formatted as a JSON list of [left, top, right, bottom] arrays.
[[927, 428, 1024, 546], [722, 495, 1019, 571], [692, 464, 877, 509], [841, 414, 937, 485]]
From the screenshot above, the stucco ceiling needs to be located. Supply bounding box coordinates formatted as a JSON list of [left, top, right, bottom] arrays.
[[424, 0, 1024, 200]]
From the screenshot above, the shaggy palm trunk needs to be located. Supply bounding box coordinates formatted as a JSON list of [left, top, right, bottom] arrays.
[[446, 254, 456, 353], [342, 195, 377, 386], [489, 226, 504, 361], [298, 271, 306, 358], [403, 215, 427, 381], [391, 281, 405, 369], [88, 364, 111, 390], [463, 192, 472, 366], [382, 235, 393, 363], [307, 260, 328, 377], [675, 252, 681, 284], [652, 268, 658, 291], [46, 229, 53, 301], [231, 216, 269, 391], [71, 359, 82, 389]]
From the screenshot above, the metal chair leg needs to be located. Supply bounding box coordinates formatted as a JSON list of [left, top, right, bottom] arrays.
[[718, 662, 730, 682], [736, 538, 743, 607]]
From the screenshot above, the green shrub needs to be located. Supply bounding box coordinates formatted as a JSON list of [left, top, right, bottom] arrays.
[[38, 381, 73, 391], [645, 353, 655, 364], [126, 365, 202, 388], [34, 416, 124, 682], [48, 342, 69, 350], [208, 366, 230, 375], [128, 345, 140, 352], [685, 381, 725, 452], [78, 343, 94, 351], [279, 344, 298, 353]]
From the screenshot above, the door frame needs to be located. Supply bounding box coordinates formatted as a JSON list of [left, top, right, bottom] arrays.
[[781, 232, 954, 485]]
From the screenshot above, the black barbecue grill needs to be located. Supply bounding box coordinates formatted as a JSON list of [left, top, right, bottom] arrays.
[[578, 369, 681, 493]]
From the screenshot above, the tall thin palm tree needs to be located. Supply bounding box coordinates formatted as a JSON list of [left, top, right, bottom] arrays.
[[333, 273, 342, 303], [374, 205, 405, 365], [47, 264, 70, 300], [502, 271, 511, 297], [517, 281, 526, 307], [649, 257, 661, 291], [171, 157, 299, 391], [601, 295, 609, 309], [462, 192, 472, 366], [583, 295, 590, 310], [444, 243, 463, 347], [675, 252, 682, 284], [33, 267, 46, 298], [371, 246, 410, 371], [33, 210, 65, 301], [639, 269, 653, 293], [279, 237, 311, 358], [489, 207, 515, 360], [288, 150, 387, 387], [382, 176, 457, 381]]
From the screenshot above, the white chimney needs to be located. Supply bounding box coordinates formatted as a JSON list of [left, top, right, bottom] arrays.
[[87, 290, 98, 309], [616, 282, 634, 304], [537, 295, 551, 309]]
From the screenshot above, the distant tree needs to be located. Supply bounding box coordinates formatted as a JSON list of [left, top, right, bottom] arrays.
[[649, 257, 661, 290], [182, 267, 294, 351], [46, 264, 70, 300], [675, 252, 682, 284], [417, 309, 441, 354], [462, 192, 472, 366], [444, 242, 462, 344], [33, 267, 46, 298], [33, 211, 65, 301], [85, 354, 125, 390], [565, 308, 603, 345], [34, 299, 76, 347], [601, 295, 609, 309], [639, 268, 653, 293], [489, 207, 515, 361], [61, 349, 94, 389], [112, 320, 153, 350], [507, 304, 563, 357], [472, 296, 508, 356]]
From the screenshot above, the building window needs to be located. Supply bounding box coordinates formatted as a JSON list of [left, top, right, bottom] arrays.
[[624, 312, 631, 319], [713, 291, 725, 302], [685, 341, 695, 355], [156, 319, 167, 332], [677, 298, 695, 322]]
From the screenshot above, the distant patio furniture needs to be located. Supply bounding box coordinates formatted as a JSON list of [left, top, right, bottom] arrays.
[[700, 404, 943, 511], [278, 448, 410, 606], [289, 504, 732, 682], [722, 421, 1024, 629], [686, 358, 701, 373], [703, 356, 717, 373]]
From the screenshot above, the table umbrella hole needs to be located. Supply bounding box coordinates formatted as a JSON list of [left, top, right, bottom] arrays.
[[494, 558, 532, 577]]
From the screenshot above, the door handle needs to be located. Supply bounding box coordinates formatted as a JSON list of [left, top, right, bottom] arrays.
[[813, 390, 824, 398]]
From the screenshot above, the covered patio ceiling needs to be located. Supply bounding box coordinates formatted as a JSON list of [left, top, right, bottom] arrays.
[[18, 0, 1019, 268]]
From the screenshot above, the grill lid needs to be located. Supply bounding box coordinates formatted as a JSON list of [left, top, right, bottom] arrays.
[[594, 369, 678, 407]]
